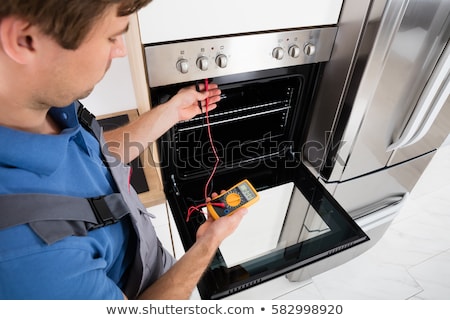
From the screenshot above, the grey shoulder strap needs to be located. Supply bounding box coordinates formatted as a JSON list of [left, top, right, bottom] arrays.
[[76, 100, 102, 141], [0, 193, 131, 244]]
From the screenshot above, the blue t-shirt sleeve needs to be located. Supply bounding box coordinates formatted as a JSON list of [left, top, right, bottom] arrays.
[[0, 225, 128, 300]]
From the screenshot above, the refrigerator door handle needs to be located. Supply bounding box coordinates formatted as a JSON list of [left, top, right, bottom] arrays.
[[353, 193, 409, 226], [387, 43, 450, 152]]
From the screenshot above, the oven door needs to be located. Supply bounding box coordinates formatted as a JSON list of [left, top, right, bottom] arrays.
[[165, 164, 369, 300], [150, 68, 369, 300]]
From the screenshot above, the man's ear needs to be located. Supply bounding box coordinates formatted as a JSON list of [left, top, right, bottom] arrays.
[[0, 16, 37, 64]]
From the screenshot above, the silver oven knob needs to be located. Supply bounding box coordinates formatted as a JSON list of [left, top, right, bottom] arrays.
[[196, 56, 209, 71], [304, 43, 316, 56], [215, 54, 228, 68], [176, 59, 189, 74], [288, 45, 301, 58], [272, 47, 284, 60]]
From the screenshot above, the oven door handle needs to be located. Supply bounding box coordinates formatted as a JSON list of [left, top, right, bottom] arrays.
[[387, 42, 450, 151]]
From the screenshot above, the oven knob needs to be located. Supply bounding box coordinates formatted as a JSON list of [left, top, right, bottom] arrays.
[[215, 54, 228, 68], [196, 56, 209, 71], [304, 43, 316, 56], [288, 45, 301, 58], [272, 47, 284, 60], [176, 59, 189, 74]]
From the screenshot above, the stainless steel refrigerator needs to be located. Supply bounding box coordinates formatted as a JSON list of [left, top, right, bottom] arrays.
[[289, 0, 450, 281]]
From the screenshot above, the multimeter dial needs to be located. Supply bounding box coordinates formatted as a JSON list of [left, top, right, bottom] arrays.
[[225, 192, 242, 207]]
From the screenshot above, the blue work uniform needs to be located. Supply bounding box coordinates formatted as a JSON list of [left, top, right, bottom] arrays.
[[0, 103, 140, 299]]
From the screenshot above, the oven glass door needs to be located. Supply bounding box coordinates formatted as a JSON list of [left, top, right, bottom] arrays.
[[151, 67, 369, 299], [164, 162, 369, 299]]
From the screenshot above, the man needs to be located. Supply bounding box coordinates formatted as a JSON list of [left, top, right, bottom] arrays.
[[0, 0, 246, 299]]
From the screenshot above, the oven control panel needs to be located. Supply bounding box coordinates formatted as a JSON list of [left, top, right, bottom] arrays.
[[144, 27, 337, 87]]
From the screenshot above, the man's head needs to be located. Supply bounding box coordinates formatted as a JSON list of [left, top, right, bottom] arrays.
[[0, 0, 151, 50], [0, 0, 152, 112]]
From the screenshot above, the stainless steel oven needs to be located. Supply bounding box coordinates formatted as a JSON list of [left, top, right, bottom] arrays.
[[143, 27, 369, 299]]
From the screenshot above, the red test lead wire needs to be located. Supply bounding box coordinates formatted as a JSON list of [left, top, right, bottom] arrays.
[[186, 78, 221, 222], [186, 202, 225, 222], [202, 79, 220, 202]]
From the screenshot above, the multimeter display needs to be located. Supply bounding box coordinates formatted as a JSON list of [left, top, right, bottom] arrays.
[[207, 179, 259, 219]]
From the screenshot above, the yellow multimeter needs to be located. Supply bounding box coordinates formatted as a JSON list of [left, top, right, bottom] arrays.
[[206, 179, 260, 220]]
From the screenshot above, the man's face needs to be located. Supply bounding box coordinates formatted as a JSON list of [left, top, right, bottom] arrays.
[[34, 4, 129, 107]]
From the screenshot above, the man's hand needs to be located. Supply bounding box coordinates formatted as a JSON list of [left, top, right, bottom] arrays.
[[171, 83, 221, 121], [196, 191, 247, 248]]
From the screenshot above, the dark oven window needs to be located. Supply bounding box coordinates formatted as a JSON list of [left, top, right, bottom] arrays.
[[161, 76, 304, 179]]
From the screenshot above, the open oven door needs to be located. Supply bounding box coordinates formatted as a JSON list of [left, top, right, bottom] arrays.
[[161, 160, 369, 300]]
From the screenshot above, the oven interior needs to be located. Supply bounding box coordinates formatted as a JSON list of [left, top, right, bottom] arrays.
[[151, 65, 316, 181]]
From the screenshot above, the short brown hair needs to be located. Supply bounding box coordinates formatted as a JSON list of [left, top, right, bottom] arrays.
[[0, 0, 152, 50]]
